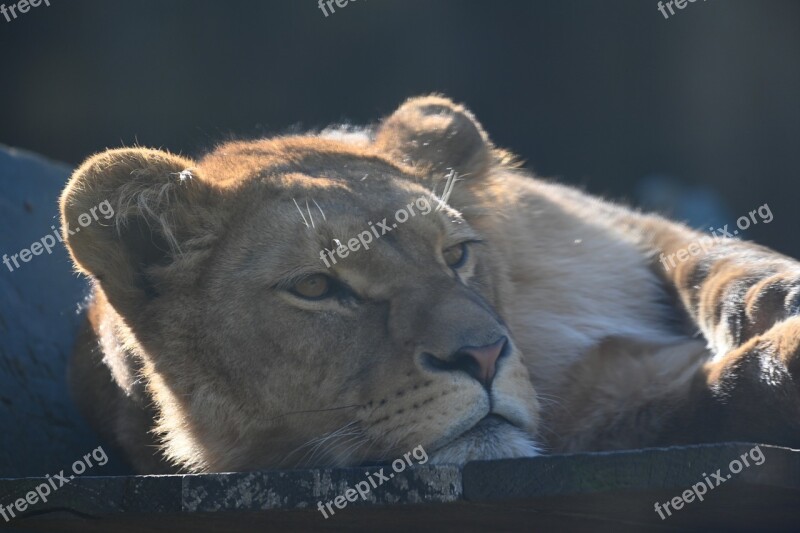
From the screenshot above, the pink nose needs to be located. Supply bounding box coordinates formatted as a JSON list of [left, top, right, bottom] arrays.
[[452, 337, 507, 386]]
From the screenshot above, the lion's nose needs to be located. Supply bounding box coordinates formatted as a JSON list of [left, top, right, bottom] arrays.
[[424, 337, 508, 387]]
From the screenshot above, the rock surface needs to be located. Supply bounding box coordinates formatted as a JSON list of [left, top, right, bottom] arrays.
[[0, 145, 126, 478]]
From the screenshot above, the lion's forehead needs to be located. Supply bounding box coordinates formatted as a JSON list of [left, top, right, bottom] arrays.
[[198, 136, 420, 189]]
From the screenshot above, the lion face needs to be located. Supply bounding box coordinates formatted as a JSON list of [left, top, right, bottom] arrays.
[[60, 96, 540, 472], [198, 171, 540, 469]]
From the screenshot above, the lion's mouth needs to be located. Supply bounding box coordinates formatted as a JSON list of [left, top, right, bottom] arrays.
[[478, 413, 514, 426], [357, 413, 537, 468], [425, 412, 540, 464], [456, 413, 516, 438], [428, 412, 520, 454]]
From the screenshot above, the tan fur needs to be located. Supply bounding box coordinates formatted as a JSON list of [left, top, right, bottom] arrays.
[[61, 95, 800, 473]]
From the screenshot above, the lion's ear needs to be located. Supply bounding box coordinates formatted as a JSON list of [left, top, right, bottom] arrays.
[[374, 95, 494, 177], [60, 148, 221, 315]]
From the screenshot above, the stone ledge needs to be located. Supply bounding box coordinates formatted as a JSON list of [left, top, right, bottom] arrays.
[[0, 443, 797, 531]]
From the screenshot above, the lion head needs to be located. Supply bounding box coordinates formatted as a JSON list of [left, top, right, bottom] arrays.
[[60, 96, 540, 472]]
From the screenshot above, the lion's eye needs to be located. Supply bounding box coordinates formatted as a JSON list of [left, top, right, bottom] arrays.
[[443, 243, 468, 269], [292, 274, 332, 299]]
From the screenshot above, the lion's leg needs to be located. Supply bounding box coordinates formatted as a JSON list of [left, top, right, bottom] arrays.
[[547, 324, 800, 451], [544, 337, 710, 452], [625, 211, 800, 361], [660, 317, 800, 448], [583, 212, 800, 448]]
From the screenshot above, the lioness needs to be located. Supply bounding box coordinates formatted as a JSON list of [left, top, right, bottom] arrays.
[[60, 96, 800, 474]]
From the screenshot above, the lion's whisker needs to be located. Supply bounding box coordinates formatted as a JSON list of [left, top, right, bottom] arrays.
[[292, 197, 309, 227], [306, 198, 315, 229], [312, 198, 326, 221], [289, 420, 363, 467]]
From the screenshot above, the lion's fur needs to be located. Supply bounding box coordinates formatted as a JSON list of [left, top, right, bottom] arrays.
[[60, 95, 800, 473]]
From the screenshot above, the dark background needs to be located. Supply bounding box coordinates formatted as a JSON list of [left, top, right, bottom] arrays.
[[1, 0, 798, 254]]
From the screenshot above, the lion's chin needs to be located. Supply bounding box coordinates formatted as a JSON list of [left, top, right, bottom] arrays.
[[427, 415, 540, 465]]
